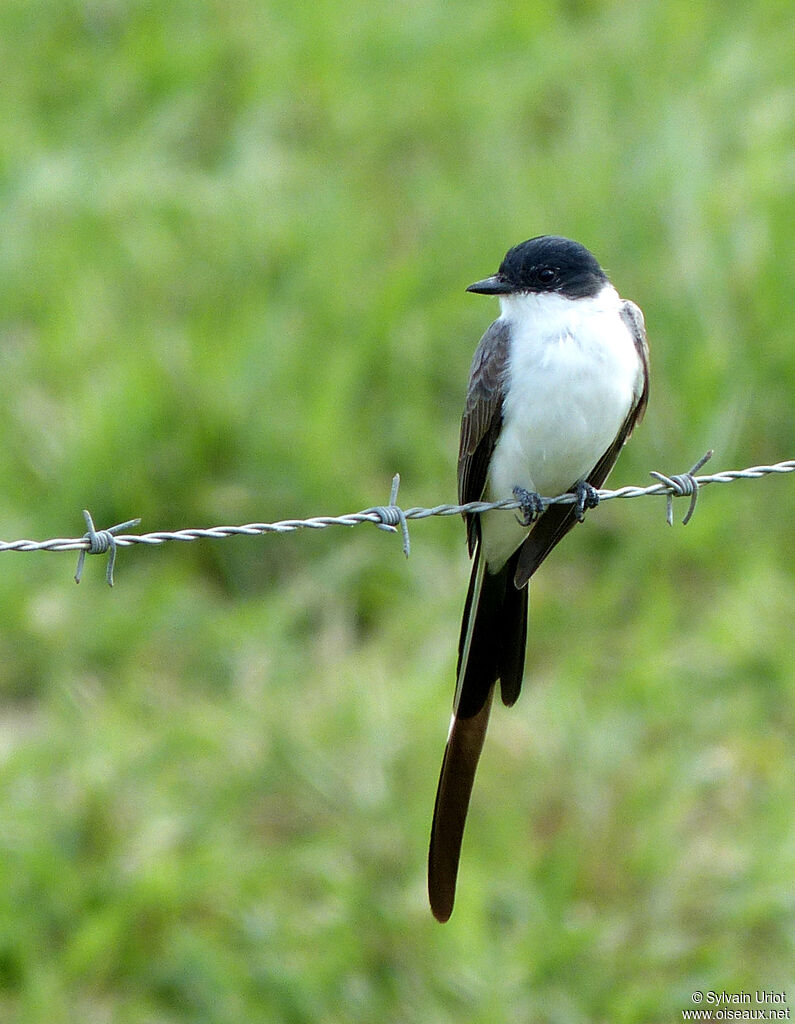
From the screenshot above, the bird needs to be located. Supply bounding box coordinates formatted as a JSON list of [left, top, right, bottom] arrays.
[[428, 235, 649, 922]]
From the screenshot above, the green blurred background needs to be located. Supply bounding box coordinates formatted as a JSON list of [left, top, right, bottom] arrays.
[[0, 1, 792, 1021]]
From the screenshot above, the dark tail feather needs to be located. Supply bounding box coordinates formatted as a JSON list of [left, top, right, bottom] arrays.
[[456, 547, 527, 715], [428, 691, 493, 922], [429, 547, 528, 921], [497, 562, 528, 707]]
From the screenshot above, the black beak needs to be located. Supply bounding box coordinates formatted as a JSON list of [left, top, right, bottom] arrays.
[[466, 274, 512, 295]]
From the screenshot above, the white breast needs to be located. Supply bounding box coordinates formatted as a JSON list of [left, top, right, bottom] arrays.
[[480, 284, 643, 568]]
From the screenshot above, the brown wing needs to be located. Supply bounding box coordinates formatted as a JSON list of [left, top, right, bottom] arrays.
[[458, 319, 511, 553], [513, 299, 650, 587]]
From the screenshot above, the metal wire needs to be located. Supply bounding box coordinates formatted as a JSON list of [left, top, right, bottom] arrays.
[[0, 454, 792, 585]]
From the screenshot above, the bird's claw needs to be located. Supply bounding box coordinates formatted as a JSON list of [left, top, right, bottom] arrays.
[[573, 480, 600, 522], [513, 486, 544, 526]]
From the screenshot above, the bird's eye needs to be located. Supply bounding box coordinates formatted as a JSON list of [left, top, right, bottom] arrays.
[[537, 267, 557, 284]]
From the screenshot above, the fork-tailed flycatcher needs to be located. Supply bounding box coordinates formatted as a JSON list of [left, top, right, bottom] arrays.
[[428, 235, 650, 922]]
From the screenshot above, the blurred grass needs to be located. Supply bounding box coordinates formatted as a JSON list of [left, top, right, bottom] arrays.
[[0, 1, 793, 1021]]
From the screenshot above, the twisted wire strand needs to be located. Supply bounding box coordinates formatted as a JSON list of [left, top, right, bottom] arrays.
[[0, 458, 791, 575]]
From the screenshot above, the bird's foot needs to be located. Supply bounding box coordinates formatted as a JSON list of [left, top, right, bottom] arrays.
[[573, 480, 600, 522], [513, 486, 544, 526]]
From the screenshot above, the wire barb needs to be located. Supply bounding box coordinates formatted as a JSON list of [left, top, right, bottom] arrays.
[[649, 450, 714, 526], [74, 510, 142, 587], [362, 474, 411, 557]]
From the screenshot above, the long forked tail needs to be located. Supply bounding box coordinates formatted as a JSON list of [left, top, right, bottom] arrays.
[[428, 546, 527, 922]]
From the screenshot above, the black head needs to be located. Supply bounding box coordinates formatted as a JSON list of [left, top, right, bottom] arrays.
[[467, 235, 608, 299]]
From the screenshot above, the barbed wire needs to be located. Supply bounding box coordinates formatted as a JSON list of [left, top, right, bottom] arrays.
[[0, 452, 792, 585]]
